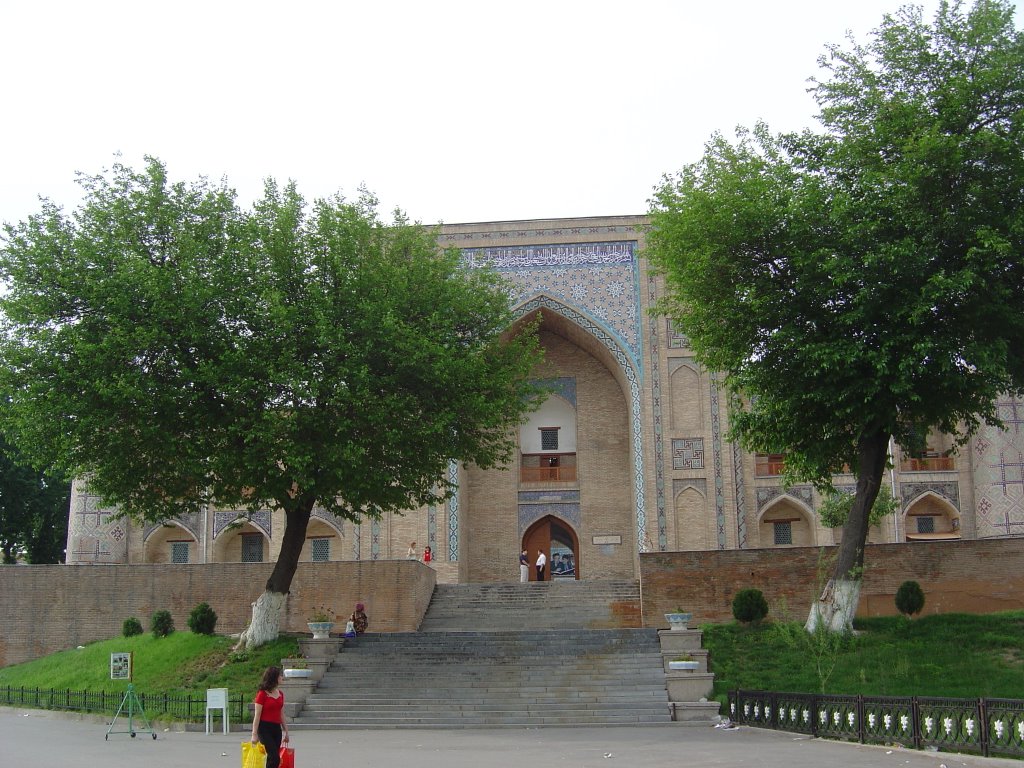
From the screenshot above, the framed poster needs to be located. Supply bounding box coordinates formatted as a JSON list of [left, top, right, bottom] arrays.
[[110, 652, 133, 681]]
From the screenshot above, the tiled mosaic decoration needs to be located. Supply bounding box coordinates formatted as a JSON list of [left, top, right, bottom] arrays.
[[672, 438, 705, 470], [462, 242, 642, 369], [67, 490, 126, 563], [143, 512, 201, 542], [213, 510, 272, 538], [756, 485, 815, 513], [972, 397, 1024, 537]]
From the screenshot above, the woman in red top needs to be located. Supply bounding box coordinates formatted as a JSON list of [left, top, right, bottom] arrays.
[[250, 666, 289, 768]]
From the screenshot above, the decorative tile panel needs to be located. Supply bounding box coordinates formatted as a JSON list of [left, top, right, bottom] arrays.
[[534, 377, 577, 408], [463, 242, 642, 368], [448, 460, 460, 561], [647, 273, 667, 550], [710, 374, 727, 549], [143, 511, 201, 542], [672, 438, 705, 470], [67, 490, 127, 564], [667, 319, 689, 349], [427, 502, 438, 561], [900, 482, 960, 511], [213, 510, 271, 538], [756, 485, 814, 512], [311, 506, 345, 535], [733, 441, 748, 547], [973, 396, 1024, 537], [518, 490, 581, 503], [518, 502, 582, 534]]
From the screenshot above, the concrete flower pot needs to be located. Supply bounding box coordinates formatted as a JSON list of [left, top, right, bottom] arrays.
[[665, 612, 692, 631]]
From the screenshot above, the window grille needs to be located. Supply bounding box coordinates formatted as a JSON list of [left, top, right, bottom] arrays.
[[773, 521, 793, 545], [917, 516, 935, 534], [310, 538, 330, 562], [170, 541, 189, 564], [540, 428, 559, 451], [241, 535, 264, 563]]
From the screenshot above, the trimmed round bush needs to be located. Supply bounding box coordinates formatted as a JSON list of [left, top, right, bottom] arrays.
[[122, 616, 143, 637], [188, 602, 218, 635], [732, 588, 769, 624], [151, 609, 175, 638], [895, 580, 925, 617]]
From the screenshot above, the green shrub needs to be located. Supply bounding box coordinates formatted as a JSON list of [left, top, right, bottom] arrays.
[[895, 580, 925, 617], [732, 588, 769, 624], [122, 617, 143, 637], [151, 609, 175, 638], [187, 602, 218, 635]]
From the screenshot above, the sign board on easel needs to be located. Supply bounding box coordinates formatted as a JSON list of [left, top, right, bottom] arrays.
[[105, 651, 156, 741]]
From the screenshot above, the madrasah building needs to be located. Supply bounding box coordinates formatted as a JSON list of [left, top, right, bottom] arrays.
[[65, 215, 1024, 582]]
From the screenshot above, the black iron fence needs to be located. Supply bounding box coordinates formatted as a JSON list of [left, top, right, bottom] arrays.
[[0, 685, 247, 725], [730, 690, 1024, 760]]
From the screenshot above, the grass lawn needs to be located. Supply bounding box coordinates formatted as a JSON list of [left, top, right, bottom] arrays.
[[0, 631, 299, 697], [703, 610, 1024, 708]]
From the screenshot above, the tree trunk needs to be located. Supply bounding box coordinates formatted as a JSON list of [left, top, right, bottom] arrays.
[[235, 497, 314, 650], [806, 429, 889, 633]]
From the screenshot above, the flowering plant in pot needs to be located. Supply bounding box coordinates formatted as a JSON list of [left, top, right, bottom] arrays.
[[307, 606, 335, 639]]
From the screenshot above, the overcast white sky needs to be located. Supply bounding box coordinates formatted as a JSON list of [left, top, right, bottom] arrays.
[[1, 0, 1018, 227]]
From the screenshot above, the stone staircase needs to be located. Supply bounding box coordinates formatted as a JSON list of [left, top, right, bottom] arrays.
[[417, 579, 643, 632], [289, 580, 715, 729]]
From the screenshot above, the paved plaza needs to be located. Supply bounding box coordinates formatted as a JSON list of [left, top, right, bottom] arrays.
[[2, 708, 1020, 768]]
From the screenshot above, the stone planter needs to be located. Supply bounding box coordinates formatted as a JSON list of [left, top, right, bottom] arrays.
[[665, 612, 692, 631], [307, 621, 334, 640]]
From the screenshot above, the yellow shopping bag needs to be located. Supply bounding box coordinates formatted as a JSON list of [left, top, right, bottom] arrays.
[[242, 741, 267, 768]]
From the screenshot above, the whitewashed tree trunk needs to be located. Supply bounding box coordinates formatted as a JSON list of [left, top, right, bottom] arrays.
[[235, 590, 286, 650], [805, 577, 861, 633]]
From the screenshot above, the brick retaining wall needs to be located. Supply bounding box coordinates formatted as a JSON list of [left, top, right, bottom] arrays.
[[0, 560, 435, 667], [640, 536, 1024, 627]]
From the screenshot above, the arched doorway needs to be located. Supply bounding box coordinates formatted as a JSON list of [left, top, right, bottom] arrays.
[[523, 515, 579, 581]]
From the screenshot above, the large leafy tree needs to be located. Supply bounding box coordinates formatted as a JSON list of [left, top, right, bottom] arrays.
[[0, 158, 543, 647], [648, 0, 1024, 632], [0, 436, 70, 564]]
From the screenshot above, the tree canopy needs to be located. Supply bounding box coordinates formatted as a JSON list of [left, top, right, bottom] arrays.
[[0, 158, 543, 645], [0, 436, 70, 564], [647, 0, 1024, 630]]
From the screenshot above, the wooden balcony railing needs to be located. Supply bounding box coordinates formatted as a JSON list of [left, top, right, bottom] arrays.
[[520, 465, 578, 482], [520, 453, 577, 483], [755, 455, 786, 476], [901, 456, 955, 472]]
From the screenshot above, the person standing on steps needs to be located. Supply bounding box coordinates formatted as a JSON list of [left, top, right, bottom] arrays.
[[519, 550, 529, 582], [535, 549, 547, 581], [407, 541, 417, 559]]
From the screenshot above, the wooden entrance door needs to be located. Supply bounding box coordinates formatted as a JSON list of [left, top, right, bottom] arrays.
[[522, 515, 579, 581]]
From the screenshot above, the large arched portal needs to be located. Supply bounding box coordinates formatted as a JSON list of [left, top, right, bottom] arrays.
[[461, 300, 638, 582]]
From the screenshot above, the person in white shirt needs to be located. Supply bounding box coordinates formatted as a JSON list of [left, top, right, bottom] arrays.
[[535, 550, 547, 581]]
